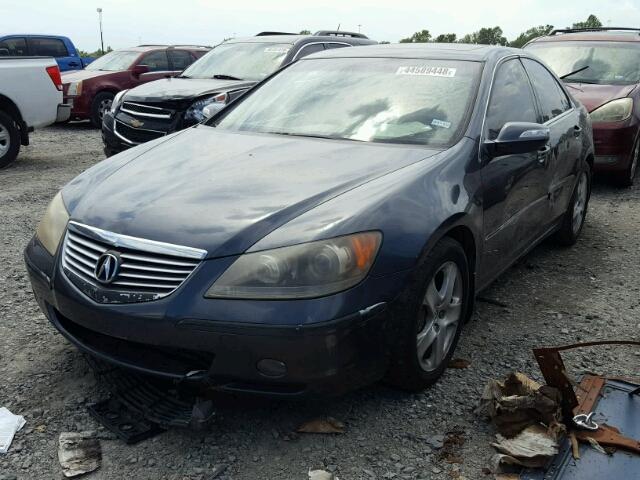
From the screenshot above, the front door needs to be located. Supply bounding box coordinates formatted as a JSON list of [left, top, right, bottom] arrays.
[[479, 58, 551, 283], [521, 57, 582, 222]]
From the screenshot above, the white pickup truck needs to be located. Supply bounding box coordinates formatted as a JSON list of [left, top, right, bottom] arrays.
[[0, 57, 71, 168]]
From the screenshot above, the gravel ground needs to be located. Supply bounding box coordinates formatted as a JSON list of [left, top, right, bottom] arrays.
[[1, 124, 638, 480]]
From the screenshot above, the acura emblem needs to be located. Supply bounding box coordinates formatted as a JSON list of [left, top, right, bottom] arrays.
[[130, 119, 144, 128], [94, 252, 120, 284]]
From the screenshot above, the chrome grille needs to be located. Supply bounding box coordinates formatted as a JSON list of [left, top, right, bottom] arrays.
[[61, 222, 206, 304], [121, 101, 174, 118], [113, 120, 166, 145]]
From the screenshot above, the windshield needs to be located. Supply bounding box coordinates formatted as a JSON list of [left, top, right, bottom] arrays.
[[181, 42, 291, 81], [85, 50, 140, 71], [213, 58, 481, 147], [527, 41, 640, 85]]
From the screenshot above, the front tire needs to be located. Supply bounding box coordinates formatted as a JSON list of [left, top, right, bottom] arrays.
[[555, 159, 591, 246], [615, 137, 639, 188], [0, 110, 21, 169], [386, 237, 470, 391], [90, 92, 114, 128]]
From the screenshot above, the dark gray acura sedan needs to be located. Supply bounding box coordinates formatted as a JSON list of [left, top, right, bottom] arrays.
[[25, 44, 594, 396]]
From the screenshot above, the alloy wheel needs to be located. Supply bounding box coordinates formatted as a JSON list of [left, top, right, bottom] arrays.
[[572, 171, 588, 235], [99, 99, 112, 121], [0, 123, 10, 158], [416, 261, 463, 372]]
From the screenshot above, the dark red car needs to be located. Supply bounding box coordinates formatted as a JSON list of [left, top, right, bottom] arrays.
[[526, 28, 640, 186], [61, 45, 210, 126]]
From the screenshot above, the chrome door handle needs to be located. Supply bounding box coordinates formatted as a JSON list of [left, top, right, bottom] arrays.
[[537, 145, 551, 164]]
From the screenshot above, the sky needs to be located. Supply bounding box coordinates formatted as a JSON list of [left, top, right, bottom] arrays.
[[1, 0, 640, 52]]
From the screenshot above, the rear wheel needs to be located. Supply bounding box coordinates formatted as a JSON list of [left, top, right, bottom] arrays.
[[555, 159, 591, 246], [90, 92, 114, 128], [386, 237, 470, 391], [615, 137, 639, 187], [0, 110, 21, 169]]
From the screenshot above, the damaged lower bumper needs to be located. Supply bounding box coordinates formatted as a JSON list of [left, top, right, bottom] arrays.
[[24, 235, 393, 397]]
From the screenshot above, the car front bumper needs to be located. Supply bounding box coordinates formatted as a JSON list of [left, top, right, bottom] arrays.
[[101, 112, 132, 156], [24, 235, 399, 397], [592, 120, 639, 173]]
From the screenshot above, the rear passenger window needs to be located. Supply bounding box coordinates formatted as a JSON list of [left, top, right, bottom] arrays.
[[139, 50, 169, 71], [168, 50, 194, 70], [485, 59, 538, 140], [296, 43, 324, 59], [29, 37, 68, 57], [522, 58, 572, 123], [0, 37, 27, 56]]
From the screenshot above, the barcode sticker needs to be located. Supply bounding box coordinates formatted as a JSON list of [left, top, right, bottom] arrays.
[[396, 66, 456, 77]]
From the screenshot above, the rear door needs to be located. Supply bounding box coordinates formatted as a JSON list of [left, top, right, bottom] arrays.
[[479, 58, 551, 282], [28, 37, 77, 71], [521, 57, 581, 222], [168, 49, 196, 72], [134, 50, 173, 84]]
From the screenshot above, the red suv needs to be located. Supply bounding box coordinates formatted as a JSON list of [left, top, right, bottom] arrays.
[[526, 28, 640, 186], [61, 45, 209, 126]]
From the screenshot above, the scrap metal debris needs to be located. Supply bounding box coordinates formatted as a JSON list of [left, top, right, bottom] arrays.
[[0, 407, 25, 454], [476, 372, 564, 438], [491, 424, 559, 469], [57, 431, 102, 478], [308, 469, 339, 480], [298, 417, 345, 434]]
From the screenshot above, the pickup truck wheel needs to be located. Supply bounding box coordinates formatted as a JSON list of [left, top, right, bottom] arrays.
[[0, 110, 20, 169], [90, 92, 114, 128], [385, 237, 470, 391]]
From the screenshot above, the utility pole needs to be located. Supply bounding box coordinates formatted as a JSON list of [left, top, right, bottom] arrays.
[[97, 8, 104, 55], [358, 24, 362, 33]]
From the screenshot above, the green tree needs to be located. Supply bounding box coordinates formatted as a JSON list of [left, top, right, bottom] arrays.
[[299, 29, 311, 35], [510, 25, 554, 48], [400, 29, 432, 43], [434, 33, 457, 43], [77, 46, 112, 58], [459, 27, 507, 45], [572, 14, 602, 29]]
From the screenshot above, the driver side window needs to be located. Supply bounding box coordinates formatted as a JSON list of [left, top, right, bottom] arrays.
[[485, 59, 538, 140]]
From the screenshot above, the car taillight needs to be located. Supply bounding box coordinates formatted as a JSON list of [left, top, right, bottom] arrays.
[[46, 65, 63, 91]]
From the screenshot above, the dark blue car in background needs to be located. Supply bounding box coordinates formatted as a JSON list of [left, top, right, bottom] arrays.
[[0, 34, 93, 71], [25, 44, 594, 397]]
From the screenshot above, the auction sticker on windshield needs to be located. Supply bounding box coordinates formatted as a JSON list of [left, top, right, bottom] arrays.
[[396, 66, 457, 77], [264, 47, 290, 54]]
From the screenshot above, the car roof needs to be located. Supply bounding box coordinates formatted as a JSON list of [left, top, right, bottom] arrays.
[[119, 45, 210, 53], [225, 33, 375, 46], [299, 42, 520, 61], [528, 29, 640, 45]]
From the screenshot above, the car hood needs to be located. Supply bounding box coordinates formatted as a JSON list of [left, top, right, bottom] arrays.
[[567, 82, 637, 112], [61, 69, 121, 83], [64, 127, 439, 258], [124, 77, 256, 102]]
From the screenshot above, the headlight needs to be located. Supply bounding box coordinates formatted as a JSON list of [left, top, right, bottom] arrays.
[[205, 231, 382, 299], [66, 81, 82, 96], [36, 192, 70, 256], [184, 93, 228, 123], [590, 98, 633, 123], [110, 89, 128, 113]]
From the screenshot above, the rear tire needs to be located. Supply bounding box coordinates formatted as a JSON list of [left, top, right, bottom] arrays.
[[386, 237, 470, 391], [555, 159, 591, 246], [0, 110, 21, 169], [614, 137, 639, 188], [90, 92, 114, 128]]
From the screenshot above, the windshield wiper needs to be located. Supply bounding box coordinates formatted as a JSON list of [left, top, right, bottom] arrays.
[[212, 74, 243, 80], [559, 66, 599, 84], [264, 131, 364, 142]]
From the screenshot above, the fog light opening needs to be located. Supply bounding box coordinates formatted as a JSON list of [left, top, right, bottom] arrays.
[[256, 359, 287, 378]]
